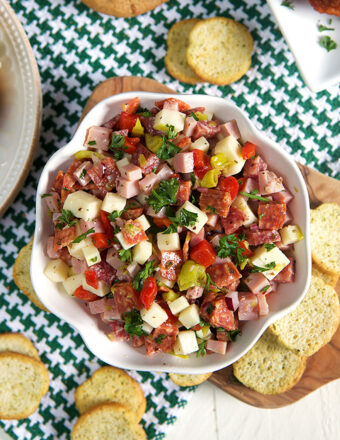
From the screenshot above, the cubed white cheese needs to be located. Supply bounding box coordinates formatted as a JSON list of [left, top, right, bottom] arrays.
[[67, 237, 92, 259], [62, 274, 84, 296], [153, 109, 186, 133], [82, 278, 110, 297], [214, 136, 245, 176], [141, 303, 168, 328], [178, 304, 201, 329], [157, 232, 181, 251], [82, 244, 101, 267], [115, 232, 135, 250], [250, 244, 290, 280], [63, 190, 102, 220], [155, 271, 175, 288], [136, 214, 150, 231], [232, 195, 257, 227], [44, 259, 69, 282], [133, 240, 152, 265], [116, 157, 130, 172], [196, 326, 212, 340], [101, 193, 127, 213], [176, 201, 208, 234], [190, 136, 209, 153], [167, 296, 190, 315], [280, 225, 304, 245], [204, 110, 213, 120], [142, 322, 153, 335], [174, 331, 199, 355], [136, 192, 148, 205]]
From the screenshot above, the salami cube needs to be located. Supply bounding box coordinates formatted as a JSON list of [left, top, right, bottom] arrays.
[[238, 293, 258, 321], [273, 258, 295, 283], [258, 202, 286, 230], [112, 282, 141, 315], [54, 226, 77, 252], [221, 206, 247, 234], [200, 294, 237, 330], [206, 260, 241, 289], [192, 121, 220, 141], [132, 144, 161, 175], [177, 180, 192, 204], [243, 155, 267, 178], [244, 272, 271, 294], [200, 189, 232, 217], [258, 170, 284, 195], [245, 229, 280, 246], [121, 219, 147, 246]]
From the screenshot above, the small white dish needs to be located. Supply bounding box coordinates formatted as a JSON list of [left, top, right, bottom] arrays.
[[31, 92, 311, 374], [267, 0, 340, 92]]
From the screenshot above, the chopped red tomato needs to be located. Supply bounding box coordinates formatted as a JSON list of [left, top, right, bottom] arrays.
[[74, 286, 98, 302], [193, 149, 212, 179], [193, 149, 205, 168], [155, 97, 191, 112], [92, 233, 112, 249], [85, 270, 99, 289], [53, 226, 77, 252], [140, 276, 158, 310], [122, 97, 140, 114], [242, 142, 256, 160], [175, 136, 191, 149], [190, 239, 217, 268], [153, 218, 172, 228], [119, 112, 138, 131], [237, 239, 254, 257], [218, 176, 239, 200], [157, 300, 178, 324], [124, 136, 140, 154], [100, 210, 114, 240], [121, 220, 147, 246]]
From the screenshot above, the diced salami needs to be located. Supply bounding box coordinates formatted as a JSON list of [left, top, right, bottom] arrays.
[[274, 258, 295, 283], [139, 116, 164, 136], [51, 170, 64, 193], [101, 114, 120, 130], [121, 220, 147, 246], [258, 202, 286, 230], [87, 157, 119, 193], [258, 170, 284, 195], [107, 321, 130, 341], [121, 201, 144, 220], [243, 155, 267, 178], [53, 226, 77, 252], [221, 207, 247, 234], [177, 180, 192, 204], [186, 286, 204, 301], [155, 97, 190, 112], [206, 260, 241, 289], [145, 322, 179, 356], [131, 144, 161, 175], [89, 259, 116, 286], [184, 107, 205, 115], [200, 293, 237, 330], [112, 282, 141, 315], [199, 189, 232, 217], [160, 250, 183, 281], [132, 335, 145, 348], [245, 229, 280, 246], [192, 121, 220, 141]]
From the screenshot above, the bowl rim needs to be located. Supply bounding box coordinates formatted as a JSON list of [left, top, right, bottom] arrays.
[[31, 91, 311, 374]]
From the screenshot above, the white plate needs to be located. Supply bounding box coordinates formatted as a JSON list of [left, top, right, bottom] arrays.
[[0, 0, 41, 216], [267, 0, 340, 92]]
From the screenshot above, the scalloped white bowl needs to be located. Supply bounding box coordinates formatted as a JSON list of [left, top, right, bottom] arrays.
[[31, 92, 311, 374]]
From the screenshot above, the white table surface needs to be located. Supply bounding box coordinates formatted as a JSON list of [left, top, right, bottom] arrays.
[[166, 379, 340, 440]]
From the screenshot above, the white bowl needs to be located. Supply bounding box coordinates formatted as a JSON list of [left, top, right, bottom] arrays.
[[31, 92, 311, 374]]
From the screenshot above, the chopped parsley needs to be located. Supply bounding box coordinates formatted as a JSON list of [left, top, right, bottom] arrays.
[[166, 124, 177, 140], [196, 340, 207, 358], [206, 303, 215, 315], [205, 273, 221, 291], [119, 249, 132, 263], [109, 133, 127, 160], [55, 209, 77, 230], [259, 213, 265, 219], [251, 262, 276, 273], [123, 309, 146, 337], [132, 261, 155, 291], [79, 168, 87, 180], [72, 228, 95, 243], [317, 23, 335, 32], [260, 285, 270, 293], [90, 256, 98, 263], [155, 334, 166, 344], [41, 193, 51, 198], [162, 208, 198, 234], [88, 140, 97, 146], [216, 328, 241, 342], [156, 136, 181, 161], [264, 243, 276, 252], [108, 209, 125, 222], [146, 178, 179, 213], [190, 172, 196, 186], [190, 112, 199, 121], [206, 205, 218, 214], [216, 234, 239, 258], [319, 36, 337, 52], [240, 189, 270, 202], [281, 0, 294, 9], [136, 106, 153, 117]]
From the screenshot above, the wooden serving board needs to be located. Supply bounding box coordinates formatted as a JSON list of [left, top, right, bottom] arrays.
[[80, 76, 340, 409]]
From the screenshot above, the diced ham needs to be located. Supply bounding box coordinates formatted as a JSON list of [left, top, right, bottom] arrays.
[[106, 247, 125, 271], [132, 335, 145, 348], [239, 177, 259, 194], [206, 213, 218, 227], [117, 177, 140, 198], [190, 228, 205, 247], [163, 100, 179, 111], [73, 161, 92, 186], [160, 250, 183, 281], [268, 280, 278, 293], [132, 144, 160, 175], [220, 120, 241, 139], [206, 260, 241, 289], [184, 107, 205, 115], [78, 219, 105, 236], [47, 236, 59, 259], [173, 152, 194, 173], [101, 114, 120, 130], [88, 298, 107, 315], [221, 207, 247, 234], [139, 173, 159, 193], [258, 203, 286, 230], [102, 309, 121, 322], [206, 339, 227, 355], [243, 155, 267, 178], [183, 116, 198, 137], [209, 234, 223, 248], [113, 129, 128, 136], [272, 188, 294, 204], [45, 192, 60, 213], [256, 293, 269, 316], [186, 286, 204, 301], [238, 293, 258, 320], [84, 126, 112, 151], [54, 226, 77, 252], [258, 170, 284, 195], [177, 180, 192, 204], [120, 163, 143, 181], [200, 189, 232, 217], [192, 121, 220, 141], [225, 291, 239, 311], [274, 258, 295, 283], [146, 206, 166, 218], [245, 229, 280, 246], [71, 257, 88, 274], [126, 261, 141, 278], [155, 164, 173, 182], [244, 272, 271, 294]]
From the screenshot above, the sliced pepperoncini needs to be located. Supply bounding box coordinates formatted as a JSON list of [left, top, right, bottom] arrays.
[[145, 133, 163, 153], [200, 169, 221, 188], [73, 151, 105, 160], [131, 118, 144, 137], [211, 153, 228, 170]]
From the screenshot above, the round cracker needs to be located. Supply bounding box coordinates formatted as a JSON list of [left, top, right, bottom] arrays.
[[0, 352, 49, 419], [169, 372, 212, 387], [81, 0, 167, 17], [0, 333, 40, 361], [165, 19, 203, 84], [187, 17, 253, 85]]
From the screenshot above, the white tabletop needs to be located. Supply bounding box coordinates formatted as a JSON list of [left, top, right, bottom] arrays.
[[166, 379, 340, 440]]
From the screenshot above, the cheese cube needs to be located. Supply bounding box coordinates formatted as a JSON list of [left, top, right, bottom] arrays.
[[141, 303, 168, 328], [167, 296, 190, 315], [178, 304, 200, 329], [250, 244, 290, 280], [82, 244, 101, 267], [142, 322, 153, 335], [155, 271, 175, 288], [232, 195, 257, 227], [136, 192, 148, 205], [174, 331, 199, 355], [190, 136, 209, 153], [176, 201, 208, 234], [101, 193, 126, 213], [82, 278, 110, 297], [116, 157, 130, 172], [196, 326, 212, 340], [214, 136, 245, 176], [157, 232, 181, 251], [280, 225, 304, 245], [63, 190, 102, 220], [132, 240, 152, 265], [67, 237, 92, 259], [204, 110, 213, 120], [153, 109, 186, 133], [115, 232, 134, 250], [136, 214, 150, 231], [62, 274, 84, 296], [44, 259, 69, 282]]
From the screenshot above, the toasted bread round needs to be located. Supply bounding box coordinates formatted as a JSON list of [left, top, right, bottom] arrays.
[[169, 372, 212, 387], [0, 352, 49, 419], [186, 17, 253, 85], [233, 331, 306, 395], [312, 264, 338, 288], [269, 275, 340, 356], [13, 238, 49, 312], [311, 203, 340, 275], [71, 402, 146, 440], [0, 333, 40, 361], [81, 0, 167, 17], [75, 366, 146, 422], [165, 19, 203, 84]]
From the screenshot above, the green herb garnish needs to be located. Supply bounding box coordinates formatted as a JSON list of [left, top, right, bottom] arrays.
[[226, 329, 241, 342], [319, 36, 337, 52], [190, 112, 199, 121], [55, 209, 77, 230], [260, 285, 270, 293], [88, 140, 97, 146], [281, 0, 294, 9], [216, 234, 239, 258], [132, 261, 155, 291], [206, 303, 214, 315], [155, 334, 166, 344], [72, 228, 95, 243], [240, 189, 270, 202], [196, 340, 207, 358], [162, 208, 198, 234], [156, 137, 181, 161], [41, 193, 51, 198], [165, 124, 177, 140], [264, 243, 276, 252], [136, 106, 153, 117], [79, 168, 87, 180], [123, 309, 146, 337], [206, 205, 217, 214], [251, 262, 276, 273], [108, 209, 125, 222], [146, 178, 179, 213], [318, 23, 335, 32], [109, 134, 127, 160], [119, 249, 132, 263]]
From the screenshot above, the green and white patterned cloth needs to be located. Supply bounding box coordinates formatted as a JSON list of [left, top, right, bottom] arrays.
[[0, 0, 339, 438]]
